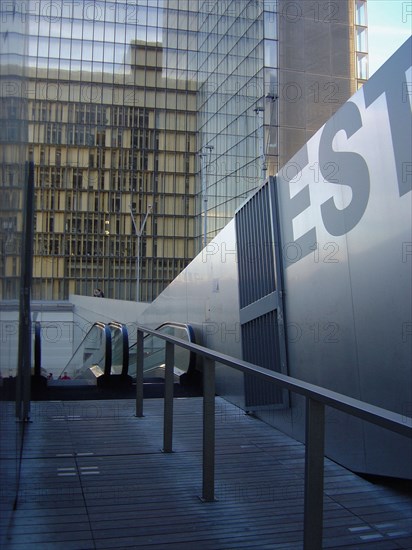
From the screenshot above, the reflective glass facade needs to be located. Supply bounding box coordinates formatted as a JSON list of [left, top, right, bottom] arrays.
[[0, 2, 29, 299], [0, 0, 366, 302], [0, 0, 30, 520], [355, 0, 368, 85], [196, 0, 363, 244], [197, 1, 267, 244], [25, 0, 198, 301]]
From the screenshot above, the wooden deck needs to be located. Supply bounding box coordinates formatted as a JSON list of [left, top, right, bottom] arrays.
[[1, 397, 411, 549]]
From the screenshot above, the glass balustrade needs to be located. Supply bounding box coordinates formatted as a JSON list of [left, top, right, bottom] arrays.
[[59, 322, 111, 383]]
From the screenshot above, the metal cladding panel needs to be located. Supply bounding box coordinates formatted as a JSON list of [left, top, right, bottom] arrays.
[[242, 311, 284, 408], [273, 37, 412, 478], [235, 178, 288, 408], [139, 220, 246, 409], [136, 38, 411, 478], [236, 184, 276, 309]]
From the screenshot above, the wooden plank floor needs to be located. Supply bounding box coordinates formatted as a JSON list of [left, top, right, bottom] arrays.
[[1, 397, 411, 549]]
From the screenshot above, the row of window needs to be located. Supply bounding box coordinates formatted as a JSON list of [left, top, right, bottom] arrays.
[[34, 170, 194, 198], [30, 103, 151, 127], [31, 124, 160, 149], [33, 232, 194, 261]]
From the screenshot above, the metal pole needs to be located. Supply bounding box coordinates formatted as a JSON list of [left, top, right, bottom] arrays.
[[204, 146, 213, 249], [129, 204, 151, 302], [16, 161, 35, 421], [304, 398, 325, 550], [163, 341, 174, 453], [202, 357, 216, 502], [200, 152, 206, 250], [203, 190, 208, 250], [135, 329, 144, 417], [254, 107, 266, 180], [136, 233, 141, 302]]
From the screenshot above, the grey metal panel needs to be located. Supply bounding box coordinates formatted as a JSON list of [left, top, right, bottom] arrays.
[[239, 291, 279, 325], [140, 220, 246, 409], [236, 183, 276, 308], [274, 37, 412, 478], [242, 311, 284, 408], [136, 38, 412, 479], [235, 178, 289, 408]]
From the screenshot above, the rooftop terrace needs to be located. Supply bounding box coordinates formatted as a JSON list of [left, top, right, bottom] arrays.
[[1, 397, 411, 549]]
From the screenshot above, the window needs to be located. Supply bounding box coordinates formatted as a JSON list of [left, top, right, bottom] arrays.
[[73, 170, 83, 189]]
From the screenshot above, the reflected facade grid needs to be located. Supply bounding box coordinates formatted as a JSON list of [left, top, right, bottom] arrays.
[[0, 0, 366, 301]]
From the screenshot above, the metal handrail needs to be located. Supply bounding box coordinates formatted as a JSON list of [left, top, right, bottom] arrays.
[[129, 321, 197, 377], [108, 322, 129, 376], [134, 325, 412, 550]]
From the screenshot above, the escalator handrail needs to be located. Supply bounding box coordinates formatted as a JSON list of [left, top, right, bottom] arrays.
[[102, 324, 112, 376], [129, 322, 196, 377], [108, 322, 129, 376]]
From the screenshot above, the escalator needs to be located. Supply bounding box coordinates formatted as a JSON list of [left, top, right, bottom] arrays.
[[37, 321, 200, 399], [128, 323, 197, 384]]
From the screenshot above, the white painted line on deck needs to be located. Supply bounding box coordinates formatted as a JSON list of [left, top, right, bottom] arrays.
[[80, 465, 100, 475], [387, 530, 409, 537], [360, 534, 384, 541]]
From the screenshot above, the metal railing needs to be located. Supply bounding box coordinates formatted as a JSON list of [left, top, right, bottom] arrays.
[[134, 326, 412, 550]]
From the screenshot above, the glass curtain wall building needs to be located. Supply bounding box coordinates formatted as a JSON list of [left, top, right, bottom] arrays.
[[196, 0, 365, 245], [0, 0, 367, 302], [24, 0, 198, 301], [0, 0, 31, 520], [0, 2, 29, 299]]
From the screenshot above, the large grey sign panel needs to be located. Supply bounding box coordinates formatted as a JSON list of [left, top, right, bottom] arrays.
[[138, 38, 411, 478], [276, 37, 412, 477]]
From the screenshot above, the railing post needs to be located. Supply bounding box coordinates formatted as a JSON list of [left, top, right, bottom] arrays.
[[304, 397, 325, 550], [163, 341, 174, 453], [135, 329, 144, 417], [202, 357, 215, 502]]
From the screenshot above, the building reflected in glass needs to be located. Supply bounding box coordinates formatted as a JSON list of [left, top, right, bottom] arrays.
[[1, 0, 366, 301]]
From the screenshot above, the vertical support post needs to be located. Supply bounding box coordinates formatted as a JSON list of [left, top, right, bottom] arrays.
[[304, 398, 325, 550], [163, 341, 174, 453], [16, 161, 35, 421], [136, 233, 141, 302], [202, 357, 215, 502], [135, 329, 144, 417]]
